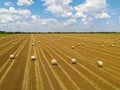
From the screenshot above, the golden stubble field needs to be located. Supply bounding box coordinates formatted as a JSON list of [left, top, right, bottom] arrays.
[[0, 34, 120, 90]]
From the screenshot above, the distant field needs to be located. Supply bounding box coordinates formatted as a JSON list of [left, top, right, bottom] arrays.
[[0, 34, 120, 90], [0, 34, 10, 36]]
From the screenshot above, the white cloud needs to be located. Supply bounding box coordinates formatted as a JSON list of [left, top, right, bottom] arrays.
[[42, 0, 110, 27], [64, 19, 76, 26], [1, 0, 119, 32], [0, 14, 22, 23], [0, 7, 31, 23], [17, 0, 34, 6], [31, 15, 40, 20], [106, 20, 114, 25], [74, 0, 110, 20], [75, 0, 107, 13], [81, 17, 93, 25], [95, 12, 110, 19], [0, 18, 61, 32], [1, 16, 120, 32], [4, 1, 13, 7], [40, 18, 59, 26], [43, 0, 73, 17], [75, 12, 86, 18]]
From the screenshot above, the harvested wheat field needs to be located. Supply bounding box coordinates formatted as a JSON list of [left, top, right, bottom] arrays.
[[0, 34, 120, 90]]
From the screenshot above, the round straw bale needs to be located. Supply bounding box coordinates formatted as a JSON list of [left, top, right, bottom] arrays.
[[77, 43, 80, 46], [71, 58, 76, 64], [81, 42, 85, 45], [12, 42, 15, 45], [32, 43, 34, 46], [10, 54, 15, 59], [97, 61, 103, 67], [51, 59, 57, 65], [111, 44, 115, 47], [31, 56, 36, 60], [72, 46, 75, 49], [101, 44, 104, 47]]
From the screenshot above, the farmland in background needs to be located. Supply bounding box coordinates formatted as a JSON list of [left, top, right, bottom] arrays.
[[0, 34, 120, 90], [0, 34, 10, 36]]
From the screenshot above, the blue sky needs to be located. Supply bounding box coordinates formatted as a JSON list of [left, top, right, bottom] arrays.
[[0, 0, 120, 32]]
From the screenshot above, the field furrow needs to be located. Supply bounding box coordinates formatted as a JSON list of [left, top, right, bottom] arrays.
[[0, 34, 120, 90]]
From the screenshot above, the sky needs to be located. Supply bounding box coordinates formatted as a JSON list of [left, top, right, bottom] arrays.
[[0, 0, 120, 32]]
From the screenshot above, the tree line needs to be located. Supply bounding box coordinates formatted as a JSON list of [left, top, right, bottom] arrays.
[[0, 31, 120, 34]]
